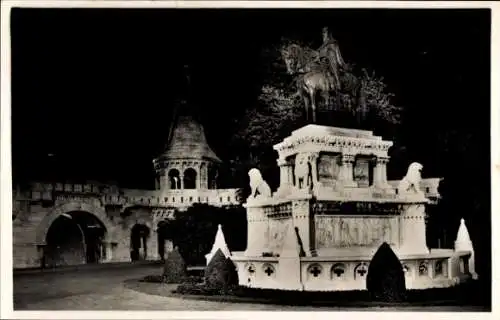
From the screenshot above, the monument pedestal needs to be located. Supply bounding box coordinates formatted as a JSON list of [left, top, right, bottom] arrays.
[[398, 203, 430, 255]]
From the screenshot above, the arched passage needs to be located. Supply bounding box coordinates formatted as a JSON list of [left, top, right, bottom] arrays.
[[183, 168, 197, 189], [130, 224, 150, 261], [43, 211, 107, 267], [36, 201, 114, 268], [168, 169, 181, 190], [157, 220, 174, 261]]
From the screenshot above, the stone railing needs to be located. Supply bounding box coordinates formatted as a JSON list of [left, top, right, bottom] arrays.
[[232, 249, 473, 291], [387, 178, 442, 202], [13, 181, 242, 210], [121, 188, 241, 208]]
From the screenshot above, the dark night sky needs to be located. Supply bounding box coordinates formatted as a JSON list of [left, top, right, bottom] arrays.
[[10, 8, 491, 189]]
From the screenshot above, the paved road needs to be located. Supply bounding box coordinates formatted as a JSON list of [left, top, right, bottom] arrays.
[[13, 264, 487, 311]]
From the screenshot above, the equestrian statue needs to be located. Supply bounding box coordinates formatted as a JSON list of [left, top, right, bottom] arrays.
[[281, 27, 366, 124]]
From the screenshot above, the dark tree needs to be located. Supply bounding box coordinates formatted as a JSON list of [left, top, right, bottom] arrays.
[[162, 246, 188, 283], [366, 242, 407, 302], [172, 204, 247, 266], [204, 249, 239, 293]]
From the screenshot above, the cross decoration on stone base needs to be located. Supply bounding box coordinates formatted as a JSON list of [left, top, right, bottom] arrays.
[[264, 265, 275, 276]]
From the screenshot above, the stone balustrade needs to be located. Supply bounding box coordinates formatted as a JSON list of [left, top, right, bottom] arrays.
[[232, 249, 473, 291], [15, 181, 241, 211]]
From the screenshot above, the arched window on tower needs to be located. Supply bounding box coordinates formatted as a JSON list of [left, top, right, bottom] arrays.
[[168, 169, 181, 190], [183, 168, 197, 189]]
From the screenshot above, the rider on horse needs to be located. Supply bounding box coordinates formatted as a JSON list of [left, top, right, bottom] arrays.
[[317, 27, 346, 91]]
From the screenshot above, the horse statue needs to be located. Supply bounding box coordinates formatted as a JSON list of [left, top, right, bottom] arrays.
[[281, 42, 338, 124], [281, 27, 366, 124]]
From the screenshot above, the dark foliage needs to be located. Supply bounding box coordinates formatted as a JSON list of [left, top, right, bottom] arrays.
[[204, 249, 239, 294], [169, 204, 247, 266], [170, 280, 486, 308], [141, 274, 202, 284], [162, 246, 188, 283], [366, 242, 407, 302]]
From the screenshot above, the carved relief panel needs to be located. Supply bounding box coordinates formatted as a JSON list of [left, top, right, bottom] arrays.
[[314, 215, 398, 249], [265, 217, 293, 254], [317, 153, 341, 187], [354, 157, 372, 188]]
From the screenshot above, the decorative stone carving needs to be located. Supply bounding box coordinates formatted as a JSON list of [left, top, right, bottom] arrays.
[[317, 154, 341, 187], [294, 152, 319, 190], [331, 263, 347, 279], [314, 216, 398, 248], [273, 125, 394, 161], [354, 157, 371, 187], [373, 156, 391, 189], [248, 168, 272, 200], [267, 218, 293, 254], [397, 162, 424, 197], [152, 208, 175, 227], [339, 154, 357, 187]]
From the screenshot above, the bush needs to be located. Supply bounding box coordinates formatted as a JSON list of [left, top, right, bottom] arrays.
[[366, 242, 407, 302], [174, 283, 225, 296], [162, 246, 188, 283], [204, 249, 239, 293], [140, 274, 203, 284]]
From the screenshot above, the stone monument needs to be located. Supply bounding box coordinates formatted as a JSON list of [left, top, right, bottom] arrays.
[[231, 28, 476, 291], [231, 124, 477, 291]]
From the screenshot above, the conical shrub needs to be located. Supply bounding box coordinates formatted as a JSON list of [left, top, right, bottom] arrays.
[[162, 246, 188, 283], [204, 248, 239, 293], [366, 242, 407, 302]]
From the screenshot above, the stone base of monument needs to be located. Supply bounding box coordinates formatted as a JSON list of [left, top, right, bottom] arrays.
[[233, 124, 477, 293], [232, 249, 474, 292]]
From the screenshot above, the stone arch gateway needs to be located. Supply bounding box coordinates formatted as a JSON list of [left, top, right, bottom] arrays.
[[35, 201, 117, 267], [36, 201, 115, 245]]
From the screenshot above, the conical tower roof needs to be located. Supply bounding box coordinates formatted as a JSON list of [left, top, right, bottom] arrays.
[[157, 64, 221, 164], [162, 111, 221, 163]]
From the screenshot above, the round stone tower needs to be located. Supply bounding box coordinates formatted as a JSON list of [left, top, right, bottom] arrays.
[[153, 109, 222, 191], [152, 65, 222, 191]]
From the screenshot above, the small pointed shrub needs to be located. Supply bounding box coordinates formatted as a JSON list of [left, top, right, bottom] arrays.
[[162, 246, 188, 283], [366, 242, 407, 302], [204, 249, 239, 294]]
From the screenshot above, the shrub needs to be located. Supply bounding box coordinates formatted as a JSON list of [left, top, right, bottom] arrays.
[[366, 242, 407, 302], [204, 249, 239, 294], [162, 246, 188, 283]]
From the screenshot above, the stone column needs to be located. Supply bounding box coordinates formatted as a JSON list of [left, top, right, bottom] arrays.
[[102, 241, 113, 262], [196, 164, 202, 189], [373, 156, 390, 188], [148, 229, 159, 261], [399, 204, 429, 255], [200, 163, 207, 189], [340, 154, 357, 187], [179, 174, 184, 190], [276, 158, 292, 196], [287, 165, 294, 186]]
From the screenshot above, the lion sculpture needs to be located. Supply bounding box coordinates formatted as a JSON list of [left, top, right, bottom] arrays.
[[397, 162, 424, 195], [248, 168, 272, 199]]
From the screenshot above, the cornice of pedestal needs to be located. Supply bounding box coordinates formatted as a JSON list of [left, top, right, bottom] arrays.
[[273, 127, 393, 160]]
